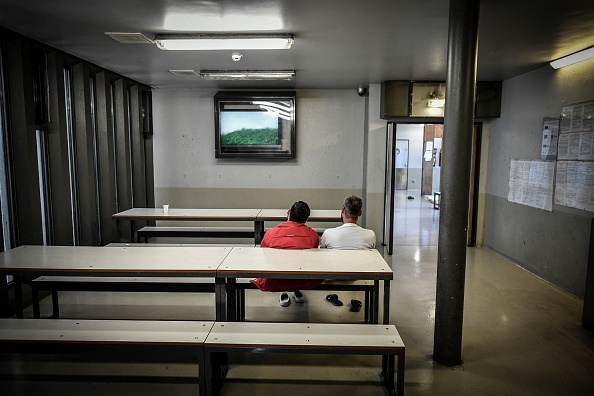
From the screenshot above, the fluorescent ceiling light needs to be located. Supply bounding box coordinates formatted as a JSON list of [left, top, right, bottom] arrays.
[[550, 46, 594, 69], [199, 70, 296, 81], [154, 34, 294, 50]]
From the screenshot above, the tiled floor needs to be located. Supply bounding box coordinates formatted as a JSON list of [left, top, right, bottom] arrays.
[[1, 192, 594, 395]]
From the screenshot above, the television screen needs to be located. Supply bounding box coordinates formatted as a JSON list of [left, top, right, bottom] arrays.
[[220, 111, 280, 147], [215, 91, 296, 159]]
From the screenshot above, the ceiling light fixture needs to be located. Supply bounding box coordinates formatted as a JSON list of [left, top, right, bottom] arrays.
[[550, 46, 594, 69], [199, 70, 296, 81], [154, 33, 294, 50]]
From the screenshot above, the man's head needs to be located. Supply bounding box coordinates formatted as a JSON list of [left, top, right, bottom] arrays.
[[288, 201, 311, 224], [343, 195, 363, 219]]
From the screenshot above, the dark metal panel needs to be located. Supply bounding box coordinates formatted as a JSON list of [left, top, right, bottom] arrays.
[[4, 37, 44, 245], [45, 52, 74, 246], [128, 85, 146, 210], [142, 90, 155, 219], [94, 72, 118, 244], [113, 79, 132, 241], [72, 63, 99, 246]]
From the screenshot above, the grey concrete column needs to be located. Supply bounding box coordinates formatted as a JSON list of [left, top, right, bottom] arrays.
[[433, 0, 480, 365]]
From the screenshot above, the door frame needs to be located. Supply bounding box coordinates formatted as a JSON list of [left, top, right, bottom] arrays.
[[383, 122, 482, 254]]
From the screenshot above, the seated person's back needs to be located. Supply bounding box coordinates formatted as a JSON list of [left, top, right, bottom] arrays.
[[320, 223, 375, 249], [320, 195, 376, 250], [261, 220, 319, 249]]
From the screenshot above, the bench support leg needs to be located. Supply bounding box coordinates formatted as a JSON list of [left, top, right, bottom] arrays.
[[51, 291, 60, 318], [205, 351, 228, 396], [383, 280, 391, 324], [372, 280, 380, 324]]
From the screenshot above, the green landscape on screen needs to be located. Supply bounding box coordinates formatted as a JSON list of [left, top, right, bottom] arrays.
[[220, 127, 279, 145]]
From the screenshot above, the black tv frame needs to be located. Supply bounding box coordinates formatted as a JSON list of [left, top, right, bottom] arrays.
[[214, 91, 296, 159]]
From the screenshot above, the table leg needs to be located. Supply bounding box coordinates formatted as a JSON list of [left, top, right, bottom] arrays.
[[130, 220, 136, 243], [226, 278, 237, 321], [254, 220, 264, 245], [215, 277, 227, 321], [14, 275, 23, 318]]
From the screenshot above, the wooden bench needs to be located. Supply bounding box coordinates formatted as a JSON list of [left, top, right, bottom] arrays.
[[234, 279, 376, 323], [136, 226, 256, 243], [0, 318, 214, 396], [31, 276, 217, 319], [204, 321, 405, 396], [135, 227, 327, 243]]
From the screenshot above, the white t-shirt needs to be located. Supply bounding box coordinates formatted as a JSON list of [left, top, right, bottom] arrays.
[[320, 223, 376, 250]]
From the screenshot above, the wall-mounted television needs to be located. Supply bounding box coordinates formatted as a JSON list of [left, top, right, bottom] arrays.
[[214, 91, 296, 159]]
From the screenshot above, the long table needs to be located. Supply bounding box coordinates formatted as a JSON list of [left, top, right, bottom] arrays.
[[0, 245, 230, 318], [0, 245, 392, 324], [112, 208, 342, 244], [215, 247, 392, 323]]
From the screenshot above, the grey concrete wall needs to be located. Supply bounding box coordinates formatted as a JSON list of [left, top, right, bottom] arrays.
[[152, 89, 382, 236], [483, 61, 594, 298]]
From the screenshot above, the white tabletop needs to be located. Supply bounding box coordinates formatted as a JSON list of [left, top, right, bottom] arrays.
[[257, 209, 342, 222], [0, 245, 230, 276], [112, 208, 262, 220], [217, 247, 392, 280], [0, 318, 214, 345]]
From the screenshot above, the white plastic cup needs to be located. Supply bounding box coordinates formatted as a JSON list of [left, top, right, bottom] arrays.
[[163, 204, 169, 214]]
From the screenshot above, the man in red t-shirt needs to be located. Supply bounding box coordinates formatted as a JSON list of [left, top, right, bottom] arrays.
[[251, 201, 320, 306]]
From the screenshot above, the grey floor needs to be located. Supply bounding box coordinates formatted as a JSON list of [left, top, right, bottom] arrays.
[[2, 191, 594, 395]]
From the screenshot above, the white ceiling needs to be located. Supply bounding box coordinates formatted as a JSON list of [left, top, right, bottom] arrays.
[[1, 0, 594, 90]]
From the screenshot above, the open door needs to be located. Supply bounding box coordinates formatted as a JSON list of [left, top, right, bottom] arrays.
[[395, 139, 409, 190], [383, 123, 396, 254]]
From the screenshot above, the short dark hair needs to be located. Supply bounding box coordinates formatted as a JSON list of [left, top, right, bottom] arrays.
[[289, 201, 311, 223], [343, 195, 363, 218]]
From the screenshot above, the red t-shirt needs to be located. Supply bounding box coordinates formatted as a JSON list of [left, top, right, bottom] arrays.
[[260, 220, 320, 249], [251, 221, 322, 292]]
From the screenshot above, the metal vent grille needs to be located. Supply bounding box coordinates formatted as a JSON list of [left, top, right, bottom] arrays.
[[105, 32, 153, 44], [169, 70, 199, 76]]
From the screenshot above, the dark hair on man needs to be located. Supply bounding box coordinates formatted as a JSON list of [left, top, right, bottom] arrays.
[[289, 201, 311, 223], [343, 195, 363, 218]]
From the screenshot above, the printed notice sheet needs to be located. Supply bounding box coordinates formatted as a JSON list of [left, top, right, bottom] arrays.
[[560, 101, 594, 133], [508, 160, 555, 211], [554, 161, 594, 212]]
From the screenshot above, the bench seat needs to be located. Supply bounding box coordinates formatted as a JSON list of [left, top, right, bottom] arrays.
[[136, 226, 255, 242], [32, 276, 217, 319], [204, 321, 405, 396], [234, 279, 376, 323], [0, 318, 214, 396]]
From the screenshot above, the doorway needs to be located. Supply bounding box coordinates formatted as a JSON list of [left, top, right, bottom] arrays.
[[383, 123, 481, 254]]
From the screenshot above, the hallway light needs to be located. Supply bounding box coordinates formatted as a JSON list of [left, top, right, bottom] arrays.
[[550, 46, 594, 69], [154, 34, 294, 50]]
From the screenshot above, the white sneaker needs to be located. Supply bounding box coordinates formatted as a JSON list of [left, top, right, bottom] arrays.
[[279, 292, 291, 307], [291, 290, 305, 303]]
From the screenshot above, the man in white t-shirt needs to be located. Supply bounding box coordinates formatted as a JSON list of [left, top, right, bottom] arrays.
[[320, 195, 376, 250]]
